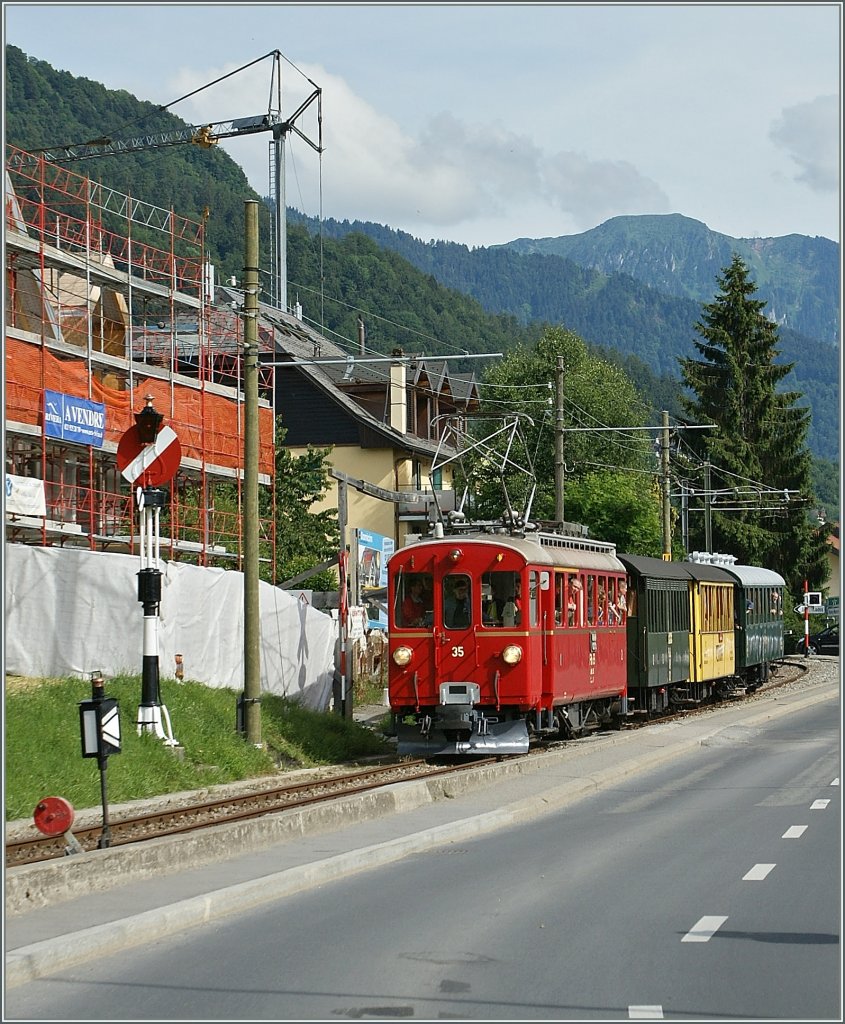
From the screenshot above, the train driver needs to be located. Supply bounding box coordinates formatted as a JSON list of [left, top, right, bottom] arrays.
[[444, 577, 471, 629], [401, 577, 428, 627]]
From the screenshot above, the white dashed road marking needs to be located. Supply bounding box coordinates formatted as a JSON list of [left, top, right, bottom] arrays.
[[743, 863, 776, 880], [832, 778, 839, 786], [629, 1006, 664, 1019], [782, 825, 808, 838], [811, 799, 831, 809], [681, 915, 728, 942]]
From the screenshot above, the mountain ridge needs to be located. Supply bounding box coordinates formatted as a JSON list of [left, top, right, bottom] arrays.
[[500, 212, 839, 345], [289, 210, 839, 460]]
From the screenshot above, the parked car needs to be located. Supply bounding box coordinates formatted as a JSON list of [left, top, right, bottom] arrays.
[[795, 623, 839, 655]]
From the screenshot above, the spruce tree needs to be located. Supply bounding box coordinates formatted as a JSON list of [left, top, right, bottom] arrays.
[[679, 255, 827, 595]]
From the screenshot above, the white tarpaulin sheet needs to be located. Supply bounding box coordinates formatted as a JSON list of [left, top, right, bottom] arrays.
[[4, 544, 338, 709]]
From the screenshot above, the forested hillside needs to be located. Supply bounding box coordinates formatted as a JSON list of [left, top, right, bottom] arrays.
[[5, 44, 838, 467], [291, 213, 839, 462]]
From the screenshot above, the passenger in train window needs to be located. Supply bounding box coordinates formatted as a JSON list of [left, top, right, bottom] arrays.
[[616, 578, 628, 623], [607, 578, 621, 624], [598, 584, 608, 625], [567, 574, 582, 626]]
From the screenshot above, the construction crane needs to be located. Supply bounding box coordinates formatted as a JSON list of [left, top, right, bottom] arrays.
[[14, 112, 288, 162], [9, 50, 322, 313]]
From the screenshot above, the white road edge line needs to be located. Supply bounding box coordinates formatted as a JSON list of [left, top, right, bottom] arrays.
[[743, 863, 775, 881], [782, 825, 808, 838], [681, 915, 728, 942]]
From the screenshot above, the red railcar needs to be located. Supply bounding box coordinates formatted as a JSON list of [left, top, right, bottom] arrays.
[[388, 529, 628, 756]]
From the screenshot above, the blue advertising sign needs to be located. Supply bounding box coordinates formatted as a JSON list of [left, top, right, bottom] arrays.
[[357, 528, 394, 630], [44, 390, 106, 448]]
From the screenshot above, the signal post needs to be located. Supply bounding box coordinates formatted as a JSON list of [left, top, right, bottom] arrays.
[[117, 396, 182, 746]]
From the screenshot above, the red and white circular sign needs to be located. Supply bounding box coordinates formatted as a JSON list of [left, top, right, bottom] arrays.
[[117, 424, 181, 487]]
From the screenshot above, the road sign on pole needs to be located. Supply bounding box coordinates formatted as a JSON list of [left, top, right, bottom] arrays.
[[117, 424, 181, 487]]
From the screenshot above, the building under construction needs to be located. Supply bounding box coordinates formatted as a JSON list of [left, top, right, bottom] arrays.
[[5, 145, 279, 575]]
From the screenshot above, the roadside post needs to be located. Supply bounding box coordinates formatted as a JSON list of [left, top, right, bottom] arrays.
[[78, 670, 121, 848], [117, 396, 181, 746]]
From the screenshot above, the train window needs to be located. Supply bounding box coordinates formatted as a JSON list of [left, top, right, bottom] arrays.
[[706, 585, 731, 632], [616, 577, 628, 624], [554, 573, 565, 626], [673, 588, 685, 632], [565, 573, 584, 626], [586, 575, 596, 625], [481, 571, 521, 627], [527, 571, 539, 627], [606, 577, 620, 625], [597, 576, 608, 625], [769, 587, 783, 618], [395, 571, 433, 628], [443, 574, 472, 629]]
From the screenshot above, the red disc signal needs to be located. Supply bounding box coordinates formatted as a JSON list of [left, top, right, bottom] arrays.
[[33, 796, 75, 837]]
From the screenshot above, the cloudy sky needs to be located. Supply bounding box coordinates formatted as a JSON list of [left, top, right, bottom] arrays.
[[4, 3, 841, 247]]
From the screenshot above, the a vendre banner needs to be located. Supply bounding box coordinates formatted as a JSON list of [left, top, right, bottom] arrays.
[[43, 389, 106, 448]]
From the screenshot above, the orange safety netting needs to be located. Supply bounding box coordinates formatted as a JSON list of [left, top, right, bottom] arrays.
[[5, 336, 275, 476]]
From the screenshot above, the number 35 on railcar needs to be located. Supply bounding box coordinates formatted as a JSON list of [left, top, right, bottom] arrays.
[[387, 531, 628, 757]]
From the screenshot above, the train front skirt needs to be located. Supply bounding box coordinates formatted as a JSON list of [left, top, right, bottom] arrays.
[[395, 716, 530, 757]]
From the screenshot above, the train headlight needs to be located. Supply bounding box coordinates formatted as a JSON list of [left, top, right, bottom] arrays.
[[501, 644, 523, 665], [392, 646, 413, 667]]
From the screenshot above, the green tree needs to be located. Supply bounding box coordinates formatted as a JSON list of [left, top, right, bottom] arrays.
[[476, 326, 663, 553], [679, 255, 827, 593], [265, 420, 339, 589]]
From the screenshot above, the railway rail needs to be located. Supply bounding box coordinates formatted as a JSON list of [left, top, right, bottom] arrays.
[[5, 657, 810, 869], [5, 757, 500, 867]]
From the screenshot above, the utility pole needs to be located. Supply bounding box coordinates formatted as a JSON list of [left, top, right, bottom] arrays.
[[703, 460, 713, 553], [680, 482, 689, 552], [336, 477, 351, 718], [554, 356, 565, 526], [661, 410, 672, 560], [242, 200, 262, 746]]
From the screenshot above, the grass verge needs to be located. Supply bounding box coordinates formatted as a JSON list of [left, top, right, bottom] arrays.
[[5, 673, 392, 822]]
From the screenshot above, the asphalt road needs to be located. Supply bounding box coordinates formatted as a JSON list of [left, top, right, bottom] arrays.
[[4, 672, 839, 1021]]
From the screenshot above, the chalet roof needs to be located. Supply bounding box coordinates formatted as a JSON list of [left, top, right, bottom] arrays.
[[449, 371, 480, 404], [216, 288, 443, 459]]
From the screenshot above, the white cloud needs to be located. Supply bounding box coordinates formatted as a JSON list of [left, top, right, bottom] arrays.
[[173, 61, 671, 243], [769, 95, 839, 194], [541, 152, 670, 230]]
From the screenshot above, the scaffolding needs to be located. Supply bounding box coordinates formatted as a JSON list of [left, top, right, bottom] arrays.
[[5, 146, 279, 578]]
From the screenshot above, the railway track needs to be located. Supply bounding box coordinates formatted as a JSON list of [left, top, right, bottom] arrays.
[[6, 658, 811, 869], [620, 655, 810, 728], [6, 757, 499, 868]]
